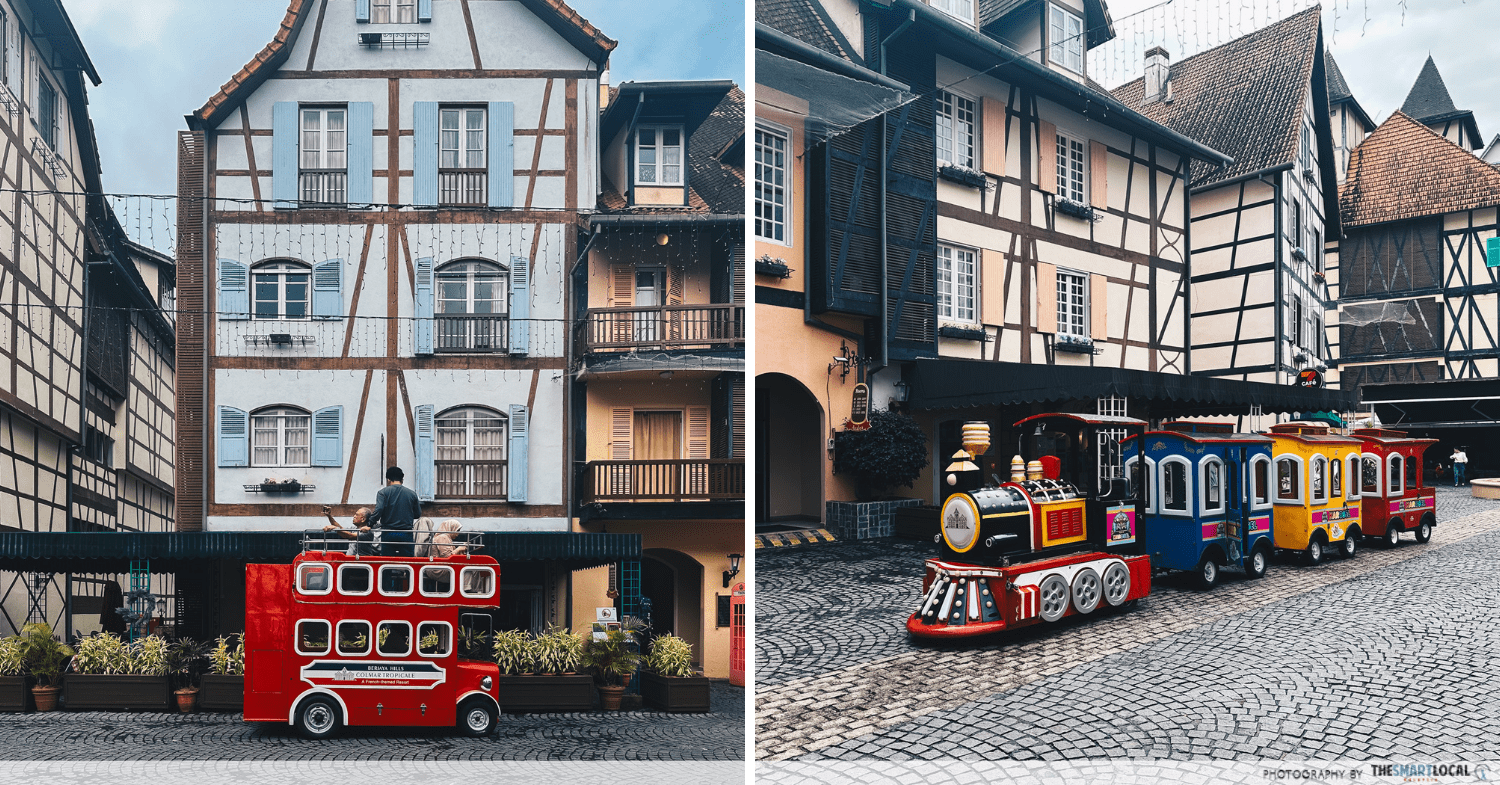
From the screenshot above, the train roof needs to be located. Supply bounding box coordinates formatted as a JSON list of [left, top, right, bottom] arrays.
[[1351, 428, 1439, 447], [1122, 431, 1272, 446], [1014, 413, 1148, 427], [1263, 432, 1363, 446]]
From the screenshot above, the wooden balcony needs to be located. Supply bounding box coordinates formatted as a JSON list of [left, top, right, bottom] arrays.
[[579, 304, 745, 353], [582, 459, 744, 502]]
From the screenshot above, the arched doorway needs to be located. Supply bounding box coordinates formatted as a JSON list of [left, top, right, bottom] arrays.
[[642, 549, 704, 666], [755, 373, 823, 526]]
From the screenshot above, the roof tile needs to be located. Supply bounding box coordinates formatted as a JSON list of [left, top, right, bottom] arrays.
[[757, 0, 852, 60], [1340, 111, 1500, 227]]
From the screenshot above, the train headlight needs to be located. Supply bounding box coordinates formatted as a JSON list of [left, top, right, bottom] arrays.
[[481, 676, 493, 691], [940, 494, 981, 553]]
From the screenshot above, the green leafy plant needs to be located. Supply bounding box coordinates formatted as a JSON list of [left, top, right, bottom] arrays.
[[492, 629, 533, 675], [529, 626, 583, 674], [22, 624, 74, 686], [645, 634, 695, 678], [130, 635, 172, 677], [72, 633, 126, 675], [458, 627, 490, 660], [208, 635, 244, 676], [339, 628, 368, 653], [167, 637, 212, 689], [0, 635, 27, 677], [418, 629, 442, 655], [833, 410, 930, 500], [581, 628, 642, 687]]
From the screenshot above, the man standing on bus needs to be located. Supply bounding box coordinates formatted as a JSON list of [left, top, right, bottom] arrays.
[[367, 466, 421, 556]]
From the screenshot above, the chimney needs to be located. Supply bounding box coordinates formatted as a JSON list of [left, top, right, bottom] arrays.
[[599, 68, 611, 110], [1144, 46, 1170, 105]]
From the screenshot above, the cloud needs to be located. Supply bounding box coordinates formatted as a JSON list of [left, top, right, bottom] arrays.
[[67, 0, 185, 48]]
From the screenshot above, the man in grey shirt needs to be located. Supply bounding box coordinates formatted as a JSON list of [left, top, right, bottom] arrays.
[[368, 466, 421, 557]]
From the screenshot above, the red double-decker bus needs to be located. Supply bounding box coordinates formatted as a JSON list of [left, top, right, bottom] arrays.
[[244, 533, 501, 738]]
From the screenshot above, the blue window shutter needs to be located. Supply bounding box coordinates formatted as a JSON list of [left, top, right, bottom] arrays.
[[508, 404, 528, 503], [311, 406, 343, 467], [218, 259, 250, 320], [356, 0, 370, 23], [347, 102, 375, 206], [312, 259, 343, 320], [414, 257, 434, 354], [272, 102, 299, 207], [217, 406, 249, 468], [415, 405, 435, 501], [508, 255, 529, 355], [413, 102, 439, 207], [488, 101, 515, 208], [418, 0, 432, 22]]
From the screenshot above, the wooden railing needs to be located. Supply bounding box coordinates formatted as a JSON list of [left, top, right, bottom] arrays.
[[440, 170, 486, 206], [580, 304, 745, 353], [436, 314, 508, 353], [436, 460, 507, 499], [582, 459, 744, 502]]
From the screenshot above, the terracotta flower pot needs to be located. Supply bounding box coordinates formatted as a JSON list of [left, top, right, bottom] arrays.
[[175, 687, 199, 713], [31, 685, 60, 712], [598, 685, 625, 711]]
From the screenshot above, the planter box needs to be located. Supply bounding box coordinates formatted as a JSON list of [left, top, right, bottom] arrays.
[[496, 674, 595, 713], [639, 672, 711, 713], [0, 676, 31, 712], [64, 674, 171, 712], [199, 674, 244, 712], [826, 498, 923, 540]]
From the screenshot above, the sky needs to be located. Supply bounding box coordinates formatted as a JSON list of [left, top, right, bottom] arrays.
[[68, 0, 744, 199]]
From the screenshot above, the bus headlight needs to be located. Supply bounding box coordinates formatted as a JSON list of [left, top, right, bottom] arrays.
[[482, 676, 493, 691]]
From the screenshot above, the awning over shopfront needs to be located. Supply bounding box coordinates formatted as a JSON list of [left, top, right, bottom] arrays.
[[1362, 378, 1500, 428], [0, 531, 641, 573], [909, 359, 1357, 415]]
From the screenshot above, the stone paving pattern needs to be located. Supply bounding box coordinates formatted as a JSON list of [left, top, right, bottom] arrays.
[[0, 683, 744, 760], [755, 487, 1500, 760]]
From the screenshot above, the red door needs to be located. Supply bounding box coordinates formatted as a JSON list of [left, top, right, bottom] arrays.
[[729, 582, 746, 687]]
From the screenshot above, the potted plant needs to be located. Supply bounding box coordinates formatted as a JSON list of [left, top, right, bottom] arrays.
[[199, 634, 245, 712], [0, 634, 29, 712], [65, 633, 172, 711], [493, 628, 594, 713], [168, 638, 212, 713], [639, 634, 711, 713], [21, 624, 73, 712], [829, 410, 929, 539], [581, 627, 642, 711]]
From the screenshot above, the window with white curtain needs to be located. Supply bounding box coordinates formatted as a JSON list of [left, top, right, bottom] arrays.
[[1057, 269, 1088, 337], [636, 125, 683, 185], [1048, 4, 1084, 73], [436, 407, 508, 498], [936, 244, 976, 324], [932, 0, 974, 23], [372, 0, 416, 24], [1056, 131, 1087, 203], [936, 90, 976, 168], [252, 407, 311, 467]]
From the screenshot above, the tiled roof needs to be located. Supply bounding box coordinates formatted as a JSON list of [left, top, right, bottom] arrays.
[[597, 86, 745, 216], [1111, 6, 1323, 188], [1325, 51, 1353, 103], [1339, 111, 1500, 227], [756, 0, 854, 61], [980, 0, 1115, 48], [1399, 55, 1457, 121]]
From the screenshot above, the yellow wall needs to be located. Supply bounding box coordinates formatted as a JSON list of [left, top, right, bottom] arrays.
[[587, 226, 722, 309]]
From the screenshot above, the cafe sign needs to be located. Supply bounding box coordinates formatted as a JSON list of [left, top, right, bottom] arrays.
[[850, 383, 870, 425]]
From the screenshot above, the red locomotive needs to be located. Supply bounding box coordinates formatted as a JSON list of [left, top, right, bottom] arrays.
[[1352, 427, 1438, 547]]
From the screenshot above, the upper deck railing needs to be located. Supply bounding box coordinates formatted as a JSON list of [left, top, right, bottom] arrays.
[[299, 529, 488, 556]]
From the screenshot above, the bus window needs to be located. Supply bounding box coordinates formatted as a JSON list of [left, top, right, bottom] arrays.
[[1330, 457, 1343, 498], [1362, 456, 1379, 494], [337, 620, 371, 656], [1405, 453, 1417, 487], [379, 565, 413, 596], [1252, 457, 1270, 506], [297, 563, 333, 595], [1162, 460, 1188, 512], [338, 564, 373, 596], [297, 620, 331, 655], [1277, 458, 1300, 501], [378, 621, 411, 656], [420, 565, 454, 597], [460, 567, 496, 598], [458, 613, 494, 661], [1389, 455, 1403, 494], [1310, 457, 1326, 503], [417, 622, 451, 657]]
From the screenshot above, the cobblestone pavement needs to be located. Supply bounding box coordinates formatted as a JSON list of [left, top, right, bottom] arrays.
[[755, 487, 1500, 760], [0, 683, 744, 760]]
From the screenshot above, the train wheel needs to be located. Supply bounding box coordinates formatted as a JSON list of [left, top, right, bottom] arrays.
[[1384, 523, 1402, 549], [1340, 533, 1357, 559], [1194, 555, 1219, 590], [1245, 546, 1269, 580], [1071, 568, 1101, 614], [295, 695, 342, 740], [1305, 539, 1323, 566], [457, 697, 497, 737], [1101, 561, 1131, 606], [1038, 574, 1070, 622], [1416, 514, 1434, 544]]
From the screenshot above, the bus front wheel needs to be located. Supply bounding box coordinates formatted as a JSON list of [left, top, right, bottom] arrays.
[[458, 697, 497, 737], [295, 695, 342, 740]]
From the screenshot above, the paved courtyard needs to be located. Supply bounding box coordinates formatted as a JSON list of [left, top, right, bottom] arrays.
[[755, 487, 1500, 761], [0, 683, 744, 761]]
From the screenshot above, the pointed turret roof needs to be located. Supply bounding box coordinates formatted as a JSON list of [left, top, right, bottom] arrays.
[[1399, 56, 1457, 120], [1324, 52, 1371, 130]]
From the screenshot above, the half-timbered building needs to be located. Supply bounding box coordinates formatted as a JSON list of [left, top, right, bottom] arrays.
[[1325, 53, 1372, 186]]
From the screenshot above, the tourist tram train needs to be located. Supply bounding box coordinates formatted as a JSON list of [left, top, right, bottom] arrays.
[[908, 414, 1438, 640]]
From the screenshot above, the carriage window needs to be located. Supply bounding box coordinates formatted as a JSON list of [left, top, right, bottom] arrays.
[[460, 567, 496, 598], [1162, 461, 1188, 512], [377, 621, 411, 656], [1252, 457, 1270, 505], [458, 613, 494, 661], [417, 622, 452, 657], [297, 563, 333, 595], [337, 620, 371, 656], [1277, 458, 1300, 501], [1362, 456, 1379, 494], [1405, 454, 1417, 487], [1203, 460, 1222, 513], [379, 565, 413, 596], [338, 564, 373, 596], [1330, 457, 1343, 498], [1310, 457, 1327, 503], [296, 620, 331, 655], [1347, 455, 1361, 498], [1389, 455, 1403, 493], [420, 565, 455, 597]]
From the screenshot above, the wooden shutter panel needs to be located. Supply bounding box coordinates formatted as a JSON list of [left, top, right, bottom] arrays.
[[1037, 120, 1057, 194], [272, 102, 299, 207], [356, 0, 370, 23], [311, 405, 343, 467], [687, 405, 710, 496], [216, 406, 248, 468], [347, 102, 375, 205], [610, 408, 633, 497], [731, 241, 745, 304], [412, 102, 439, 206], [981, 249, 1006, 326], [414, 405, 435, 501], [508, 255, 529, 355], [1036, 262, 1058, 333], [667, 265, 685, 341], [414, 257, 434, 354], [1090, 273, 1108, 340], [731, 376, 744, 459], [418, 0, 432, 22], [217, 259, 249, 320], [507, 404, 528, 503], [610, 265, 634, 345], [312, 259, 343, 319], [488, 102, 515, 208], [981, 97, 1006, 176], [1089, 140, 1108, 210]]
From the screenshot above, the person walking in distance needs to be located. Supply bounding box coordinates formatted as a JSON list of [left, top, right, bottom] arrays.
[[1452, 447, 1469, 487], [367, 466, 422, 556]]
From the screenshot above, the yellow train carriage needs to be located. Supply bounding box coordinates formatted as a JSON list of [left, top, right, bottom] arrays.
[[1265, 423, 1366, 564]]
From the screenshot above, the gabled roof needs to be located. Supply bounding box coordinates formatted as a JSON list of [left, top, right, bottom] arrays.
[[29, 0, 101, 85], [1482, 134, 1500, 165], [756, 0, 857, 63], [979, 0, 1116, 48], [1324, 51, 1372, 129], [596, 82, 744, 218], [1340, 111, 1500, 227], [1398, 55, 1481, 147], [1112, 7, 1330, 190]]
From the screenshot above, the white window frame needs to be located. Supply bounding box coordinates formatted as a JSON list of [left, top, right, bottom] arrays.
[[1310, 455, 1328, 504], [936, 90, 976, 169], [1048, 4, 1085, 74], [754, 123, 791, 245], [376, 620, 414, 657], [459, 566, 497, 599], [936, 244, 978, 325], [1249, 454, 1273, 510], [1275, 455, 1305, 505], [252, 261, 313, 321], [1199, 456, 1225, 515], [416, 621, 454, 658], [419, 565, 456, 598], [1387, 453, 1404, 495], [1126, 455, 1155, 513], [378, 564, 414, 597], [1346, 454, 1361, 500], [634, 124, 684, 186], [435, 406, 509, 498], [931, 0, 974, 23], [337, 563, 374, 597], [1361, 453, 1381, 496], [295, 563, 334, 596], [37, 74, 58, 151], [1159, 456, 1192, 517], [440, 106, 487, 170], [1057, 268, 1088, 338], [436, 260, 508, 316], [1329, 453, 1343, 500], [250, 406, 312, 468], [299, 106, 347, 171], [337, 619, 373, 657], [1055, 130, 1088, 204], [295, 619, 332, 657], [372, 0, 417, 24]]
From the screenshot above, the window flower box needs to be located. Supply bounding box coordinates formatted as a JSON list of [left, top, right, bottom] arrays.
[[198, 674, 243, 712], [639, 671, 711, 713], [755, 255, 792, 279], [1054, 198, 1097, 222], [938, 163, 988, 189], [257, 480, 303, 494], [64, 674, 172, 712], [938, 325, 986, 341], [495, 674, 596, 713], [1054, 335, 1097, 354]]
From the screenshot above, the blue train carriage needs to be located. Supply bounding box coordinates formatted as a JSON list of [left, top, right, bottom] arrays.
[[1122, 422, 1275, 589]]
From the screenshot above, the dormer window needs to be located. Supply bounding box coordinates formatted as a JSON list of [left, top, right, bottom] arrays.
[[931, 0, 974, 24], [636, 125, 683, 186], [1048, 4, 1084, 74]]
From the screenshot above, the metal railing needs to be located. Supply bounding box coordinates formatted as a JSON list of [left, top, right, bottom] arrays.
[[436, 460, 508, 499], [300, 170, 347, 204], [580, 304, 745, 353], [582, 459, 745, 502], [436, 314, 509, 353], [300, 529, 487, 555], [440, 170, 487, 206]]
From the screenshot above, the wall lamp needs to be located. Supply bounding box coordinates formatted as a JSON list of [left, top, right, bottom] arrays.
[[722, 553, 742, 588]]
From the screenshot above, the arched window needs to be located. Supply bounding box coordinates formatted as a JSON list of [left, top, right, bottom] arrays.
[[436, 260, 508, 352], [252, 260, 311, 319], [1275, 456, 1302, 503], [1250, 454, 1272, 508], [1405, 453, 1418, 487], [1200, 457, 1224, 515], [1126, 456, 1154, 513], [1388, 454, 1403, 494], [1347, 454, 1361, 499], [1361, 454, 1380, 495], [1160, 457, 1190, 514], [436, 406, 508, 498], [1310, 455, 1328, 503], [251, 406, 311, 467], [1330, 454, 1343, 499]]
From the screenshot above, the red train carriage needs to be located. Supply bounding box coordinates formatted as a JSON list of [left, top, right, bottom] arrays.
[[244, 534, 502, 738], [1352, 428, 1438, 547]]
